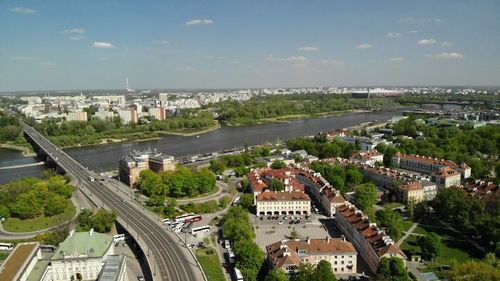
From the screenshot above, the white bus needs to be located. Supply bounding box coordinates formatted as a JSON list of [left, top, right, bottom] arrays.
[[191, 225, 210, 236], [227, 248, 235, 264], [113, 234, 128, 243], [0, 243, 14, 251], [233, 267, 244, 281]]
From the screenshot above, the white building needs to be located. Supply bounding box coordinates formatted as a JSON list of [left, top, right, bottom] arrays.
[[149, 107, 166, 121], [94, 109, 114, 121], [118, 109, 138, 124], [67, 111, 87, 122], [350, 150, 384, 166], [256, 191, 310, 216]]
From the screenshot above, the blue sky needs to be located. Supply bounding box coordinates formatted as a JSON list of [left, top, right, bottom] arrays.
[[0, 0, 499, 91]]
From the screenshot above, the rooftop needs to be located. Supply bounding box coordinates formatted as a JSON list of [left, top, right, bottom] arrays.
[[256, 191, 310, 202], [97, 255, 126, 281], [0, 243, 39, 281], [52, 230, 113, 260]]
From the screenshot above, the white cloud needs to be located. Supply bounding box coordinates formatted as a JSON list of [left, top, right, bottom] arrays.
[[62, 28, 85, 34], [356, 43, 373, 49], [185, 19, 213, 26], [389, 57, 405, 63], [93, 42, 115, 49], [9, 7, 36, 14], [417, 38, 437, 45], [68, 36, 86, 41], [265, 55, 309, 63], [183, 66, 196, 71], [319, 59, 344, 66], [441, 41, 453, 47], [153, 40, 170, 45], [434, 52, 464, 60], [407, 30, 419, 34], [387, 32, 401, 38], [39, 62, 56, 66], [399, 17, 443, 24], [299, 46, 319, 51]]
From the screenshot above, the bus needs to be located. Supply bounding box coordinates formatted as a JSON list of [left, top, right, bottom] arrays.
[[113, 234, 129, 243], [174, 213, 202, 223], [233, 267, 244, 281], [227, 248, 235, 264], [191, 225, 210, 236], [0, 243, 14, 251]]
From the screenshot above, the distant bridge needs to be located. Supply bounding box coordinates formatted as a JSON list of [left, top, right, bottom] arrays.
[[0, 161, 45, 170], [398, 99, 500, 109]]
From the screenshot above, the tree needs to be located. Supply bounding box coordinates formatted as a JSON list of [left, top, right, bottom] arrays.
[[233, 240, 265, 281], [271, 160, 286, 169], [293, 263, 315, 281], [313, 260, 337, 281], [406, 200, 415, 221], [44, 194, 69, 217], [345, 165, 363, 185], [377, 257, 410, 281], [448, 259, 500, 281], [10, 192, 42, 219], [289, 227, 298, 240], [375, 209, 404, 241], [417, 233, 441, 261], [238, 194, 254, 210], [264, 269, 288, 281], [268, 178, 285, 191], [354, 183, 377, 211], [209, 159, 225, 175]]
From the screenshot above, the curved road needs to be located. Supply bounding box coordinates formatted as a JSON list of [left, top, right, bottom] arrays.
[[22, 124, 204, 281]]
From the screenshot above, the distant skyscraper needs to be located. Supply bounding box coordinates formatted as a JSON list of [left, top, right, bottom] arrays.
[[126, 78, 135, 93]]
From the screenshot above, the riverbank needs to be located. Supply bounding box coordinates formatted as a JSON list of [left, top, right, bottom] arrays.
[[223, 109, 371, 126], [0, 143, 34, 156], [157, 122, 221, 136]]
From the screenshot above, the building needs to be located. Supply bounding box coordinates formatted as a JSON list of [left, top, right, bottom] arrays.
[[336, 203, 407, 275], [94, 109, 115, 121], [149, 107, 166, 121], [119, 149, 176, 187], [393, 153, 471, 180], [340, 135, 391, 151], [159, 93, 169, 105], [247, 168, 306, 199], [117, 109, 138, 125], [254, 156, 295, 168], [256, 191, 310, 216], [66, 111, 87, 122], [266, 238, 357, 277], [350, 150, 384, 165], [0, 242, 41, 281], [93, 95, 126, 105], [463, 180, 499, 200], [96, 255, 128, 281], [431, 167, 462, 188]]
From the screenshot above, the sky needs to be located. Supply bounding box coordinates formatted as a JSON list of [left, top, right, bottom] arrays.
[[0, 0, 499, 91]]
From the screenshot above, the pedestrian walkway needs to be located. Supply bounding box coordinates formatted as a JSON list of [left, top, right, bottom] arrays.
[[397, 222, 419, 246]]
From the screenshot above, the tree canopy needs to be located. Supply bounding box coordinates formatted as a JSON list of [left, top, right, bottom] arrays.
[[354, 183, 377, 211]]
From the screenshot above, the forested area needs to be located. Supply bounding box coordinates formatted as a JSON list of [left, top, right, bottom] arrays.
[[308, 162, 364, 194], [0, 111, 22, 143], [137, 167, 216, 198], [217, 94, 396, 125], [287, 136, 359, 159], [26, 111, 216, 147], [77, 209, 117, 233], [377, 117, 500, 180], [0, 175, 74, 220]]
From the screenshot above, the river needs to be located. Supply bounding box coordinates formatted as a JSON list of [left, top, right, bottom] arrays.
[[0, 110, 401, 184]]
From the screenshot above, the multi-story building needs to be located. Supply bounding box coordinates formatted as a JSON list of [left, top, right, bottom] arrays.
[[159, 93, 169, 104], [393, 153, 471, 179], [44, 230, 115, 281], [93, 95, 126, 105], [266, 238, 357, 277], [117, 108, 138, 125], [149, 106, 166, 121], [94, 108, 115, 120], [96, 255, 128, 281], [66, 111, 87, 122], [431, 167, 462, 188], [0, 242, 41, 281], [256, 191, 310, 216], [350, 150, 384, 165], [463, 180, 499, 200], [336, 203, 407, 275], [247, 168, 306, 199], [119, 149, 176, 187]]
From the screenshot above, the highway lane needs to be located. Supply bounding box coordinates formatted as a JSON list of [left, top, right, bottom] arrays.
[[22, 125, 202, 281]]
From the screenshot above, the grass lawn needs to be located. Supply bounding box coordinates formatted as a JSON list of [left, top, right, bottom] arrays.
[[400, 220, 414, 233], [382, 202, 405, 210], [3, 202, 76, 233], [196, 247, 225, 281]]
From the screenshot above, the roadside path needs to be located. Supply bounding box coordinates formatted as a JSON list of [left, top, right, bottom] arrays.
[[397, 222, 419, 246]]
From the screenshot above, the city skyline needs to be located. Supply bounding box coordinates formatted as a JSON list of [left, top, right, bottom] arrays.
[[1, 0, 499, 91]]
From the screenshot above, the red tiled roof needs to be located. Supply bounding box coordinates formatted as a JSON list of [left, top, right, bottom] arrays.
[[351, 150, 383, 161], [432, 167, 461, 178], [395, 152, 470, 170], [256, 191, 310, 202]]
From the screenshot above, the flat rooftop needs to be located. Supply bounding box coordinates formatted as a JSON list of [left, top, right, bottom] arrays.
[[0, 243, 39, 281]]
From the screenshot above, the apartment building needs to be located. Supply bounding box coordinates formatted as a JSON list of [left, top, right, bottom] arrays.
[[247, 168, 306, 199], [94, 109, 115, 120], [266, 238, 357, 277], [149, 106, 166, 121], [119, 149, 176, 187], [431, 167, 462, 188], [256, 191, 311, 216], [66, 111, 87, 122], [0, 242, 41, 281], [350, 150, 384, 165], [393, 152, 471, 179], [335, 203, 407, 275], [117, 108, 138, 124]]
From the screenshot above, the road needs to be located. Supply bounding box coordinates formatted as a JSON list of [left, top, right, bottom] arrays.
[[22, 124, 205, 281]]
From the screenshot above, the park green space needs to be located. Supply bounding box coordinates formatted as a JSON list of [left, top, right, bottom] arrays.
[[196, 247, 226, 281], [3, 203, 76, 233]]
